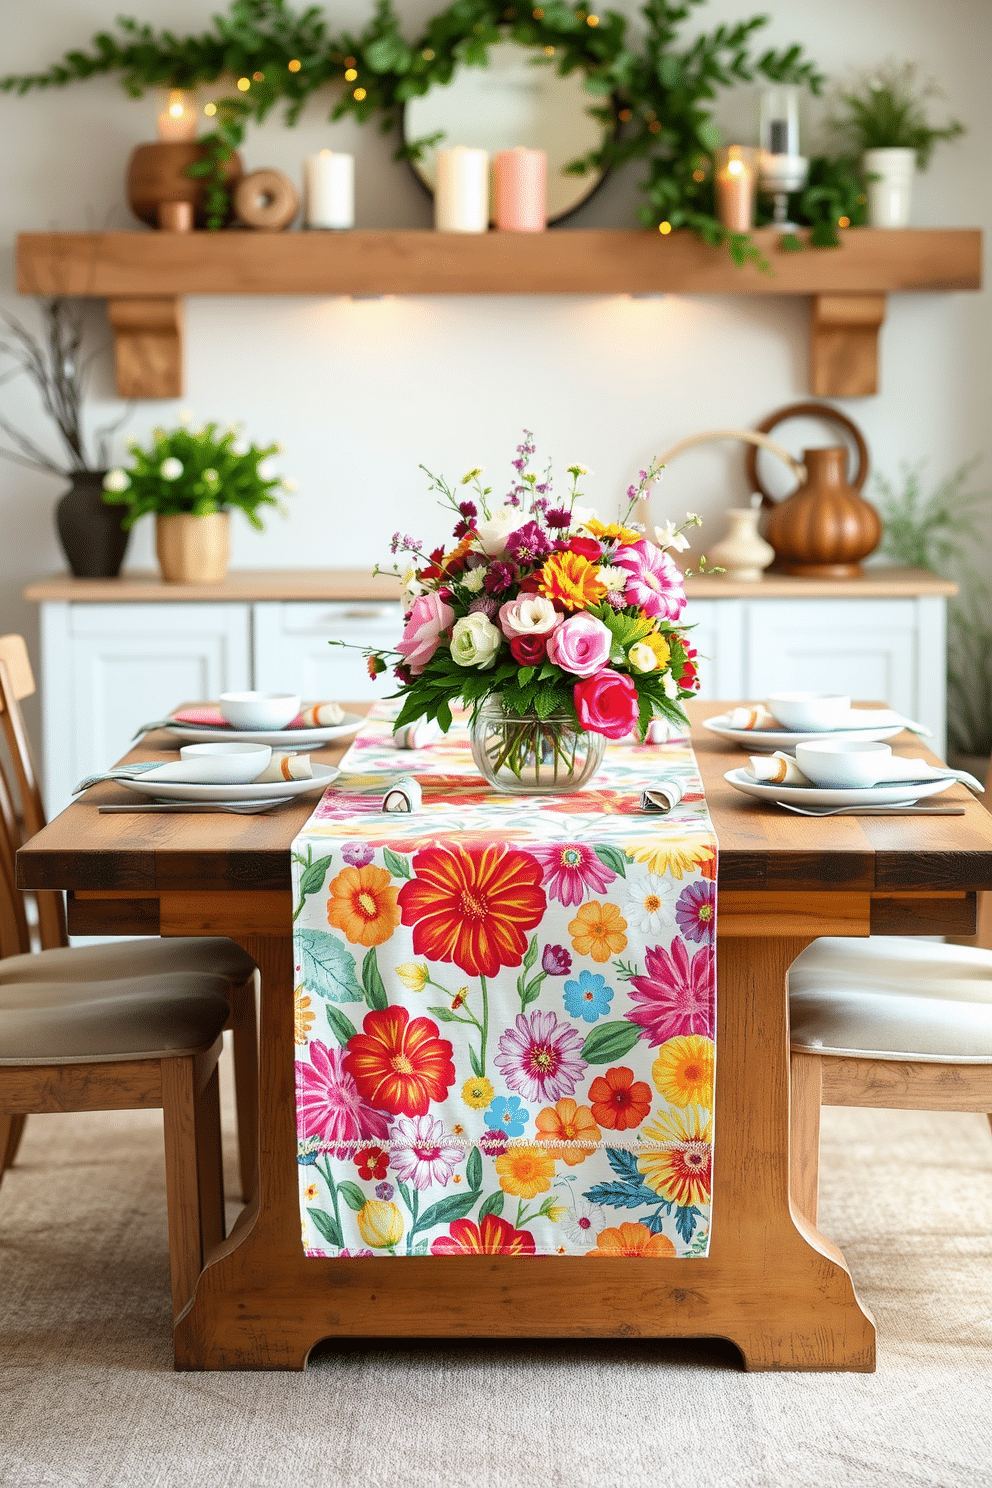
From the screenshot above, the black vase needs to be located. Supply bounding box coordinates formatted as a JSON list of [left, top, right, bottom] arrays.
[[55, 471, 131, 579]]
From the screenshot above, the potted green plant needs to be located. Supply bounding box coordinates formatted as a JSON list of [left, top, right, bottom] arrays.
[[831, 62, 964, 228], [102, 421, 290, 583]]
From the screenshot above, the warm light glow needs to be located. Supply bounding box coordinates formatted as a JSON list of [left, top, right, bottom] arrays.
[[692, 168, 705, 181], [618, 108, 632, 122], [838, 215, 850, 227], [586, 12, 600, 22], [168, 101, 184, 118], [726, 158, 745, 177], [543, 45, 555, 55], [157, 88, 198, 141], [648, 121, 661, 133], [204, 102, 217, 116], [344, 67, 358, 80], [422, 48, 435, 60], [237, 77, 251, 90], [658, 221, 672, 234], [288, 58, 302, 71], [533, 8, 544, 18], [353, 87, 367, 101], [253, 71, 264, 82]]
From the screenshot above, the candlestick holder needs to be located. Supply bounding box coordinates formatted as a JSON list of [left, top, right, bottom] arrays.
[[758, 83, 807, 231]]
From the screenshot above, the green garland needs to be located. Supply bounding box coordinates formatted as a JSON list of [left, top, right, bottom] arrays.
[[4, 0, 859, 254]]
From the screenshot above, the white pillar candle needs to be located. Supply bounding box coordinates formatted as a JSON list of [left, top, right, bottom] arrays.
[[434, 147, 489, 233], [304, 151, 355, 229]]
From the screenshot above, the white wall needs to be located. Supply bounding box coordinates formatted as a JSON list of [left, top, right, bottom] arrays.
[[2, 0, 990, 750]]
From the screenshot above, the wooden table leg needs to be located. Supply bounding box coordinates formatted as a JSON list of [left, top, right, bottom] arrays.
[[173, 928, 875, 1372]]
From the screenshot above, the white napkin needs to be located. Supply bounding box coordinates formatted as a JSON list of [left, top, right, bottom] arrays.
[[253, 751, 313, 783], [393, 719, 442, 749], [729, 704, 777, 731], [640, 779, 684, 813], [747, 752, 813, 786], [382, 777, 422, 812], [298, 702, 345, 727]]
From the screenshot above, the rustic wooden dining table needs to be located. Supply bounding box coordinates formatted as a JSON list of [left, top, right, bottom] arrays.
[[16, 700, 992, 1372]]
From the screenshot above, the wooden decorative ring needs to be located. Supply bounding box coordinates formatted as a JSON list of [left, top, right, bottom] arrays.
[[746, 401, 869, 508], [233, 169, 299, 232]]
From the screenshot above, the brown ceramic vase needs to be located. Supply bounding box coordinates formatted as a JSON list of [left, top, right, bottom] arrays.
[[126, 142, 243, 229]]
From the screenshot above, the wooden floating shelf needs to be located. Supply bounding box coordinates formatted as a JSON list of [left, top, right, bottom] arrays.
[[17, 227, 981, 401]]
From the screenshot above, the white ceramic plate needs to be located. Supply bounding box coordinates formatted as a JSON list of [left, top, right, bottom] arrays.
[[116, 762, 340, 803], [724, 768, 956, 809], [703, 713, 905, 754], [160, 712, 364, 747]]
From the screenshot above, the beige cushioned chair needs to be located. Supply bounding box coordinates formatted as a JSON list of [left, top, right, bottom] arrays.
[[0, 634, 258, 1199]]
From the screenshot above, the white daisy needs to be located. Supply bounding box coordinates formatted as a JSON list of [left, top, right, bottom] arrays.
[[624, 873, 676, 934], [561, 1199, 607, 1247]]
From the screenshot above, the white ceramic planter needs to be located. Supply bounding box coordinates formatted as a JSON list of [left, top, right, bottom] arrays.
[[863, 148, 916, 229], [709, 508, 775, 582]]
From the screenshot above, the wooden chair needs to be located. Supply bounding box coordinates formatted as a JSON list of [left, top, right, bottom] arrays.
[[0, 635, 258, 1200], [789, 748, 992, 1225], [0, 781, 230, 1319]]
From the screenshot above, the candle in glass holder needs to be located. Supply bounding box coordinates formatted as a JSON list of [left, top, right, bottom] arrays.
[[493, 148, 546, 232], [156, 89, 198, 143], [714, 146, 757, 232], [759, 85, 800, 158], [304, 151, 354, 229], [435, 147, 489, 233]]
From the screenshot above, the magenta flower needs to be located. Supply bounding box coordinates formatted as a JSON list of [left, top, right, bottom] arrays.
[[395, 593, 455, 675], [389, 1114, 462, 1191], [506, 520, 553, 563], [295, 1040, 390, 1153], [612, 539, 686, 622], [675, 881, 716, 943], [342, 842, 375, 867], [479, 1128, 509, 1157], [529, 843, 616, 907], [494, 1010, 587, 1103], [542, 943, 572, 976], [625, 938, 715, 1045]]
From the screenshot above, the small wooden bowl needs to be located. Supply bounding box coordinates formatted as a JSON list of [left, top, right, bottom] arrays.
[[126, 142, 243, 229]]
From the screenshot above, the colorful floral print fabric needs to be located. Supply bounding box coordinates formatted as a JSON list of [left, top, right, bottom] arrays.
[[293, 707, 716, 1259]]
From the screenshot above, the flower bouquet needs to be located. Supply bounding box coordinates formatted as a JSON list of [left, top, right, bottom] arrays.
[[364, 436, 702, 793]]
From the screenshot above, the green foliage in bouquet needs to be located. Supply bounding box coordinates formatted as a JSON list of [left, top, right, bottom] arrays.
[[830, 61, 964, 169], [101, 421, 286, 530]]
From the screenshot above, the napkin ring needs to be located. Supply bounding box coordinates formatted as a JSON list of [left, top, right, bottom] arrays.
[[382, 777, 422, 813]]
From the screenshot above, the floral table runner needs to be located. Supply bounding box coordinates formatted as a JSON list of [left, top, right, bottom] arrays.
[[292, 706, 717, 1259]]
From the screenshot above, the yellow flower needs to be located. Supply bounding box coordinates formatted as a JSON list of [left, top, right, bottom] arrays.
[[641, 631, 671, 669], [462, 1076, 495, 1109], [495, 1144, 555, 1198], [356, 1199, 404, 1249], [294, 986, 315, 1045], [538, 550, 608, 611], [396, 962, 429, 993], [626, 835, 715, 881], [568, 900, 628, 963], [546, 1204, 567, 1223], [303, 1183, 319, 1201], [637, 1107, 712, 1208], [584, 518, 641, 545], [652, 1035, 715, 1109]]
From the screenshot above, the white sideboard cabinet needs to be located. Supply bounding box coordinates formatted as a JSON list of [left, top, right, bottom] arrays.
[[26, 567, 955, 813]]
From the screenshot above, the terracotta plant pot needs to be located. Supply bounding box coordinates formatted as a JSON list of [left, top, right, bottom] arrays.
[[156, 512, 230, 584], [126, 142, 243, 229], [55, 470, 131, 578]]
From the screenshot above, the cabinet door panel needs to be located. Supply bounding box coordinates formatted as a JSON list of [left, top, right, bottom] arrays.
[[254, 601, 402, 702], [57, 603, 250, 813], [744, 599, 917, 713], [683, 599, 745, 701]]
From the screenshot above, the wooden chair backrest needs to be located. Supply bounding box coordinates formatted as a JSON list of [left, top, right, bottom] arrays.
[[0, 636, 67, 949], [0, 759, 32, 959]]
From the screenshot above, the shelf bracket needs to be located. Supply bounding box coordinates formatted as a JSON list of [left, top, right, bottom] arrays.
[[810, 294, 887, 398], [106, 296, 184, 399]]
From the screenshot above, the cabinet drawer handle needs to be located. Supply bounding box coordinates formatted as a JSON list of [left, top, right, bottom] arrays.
[[339, 608, 385, 621]]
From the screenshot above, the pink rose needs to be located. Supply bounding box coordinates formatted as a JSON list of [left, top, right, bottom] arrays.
[[498, 594, 561, 640], [612, 540, 686, 622], [395, 593, 455, 675], [546, 613, 612, 678], [573, 669, 640, 739]]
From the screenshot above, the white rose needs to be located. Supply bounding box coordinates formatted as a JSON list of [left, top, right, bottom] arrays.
[[499, 594, 560, 639], [662, 672, 679, 698], [102, 468, 130, 493], [461, 566, 486, 593], [160, 457, 184, 480], [628, 642, 658, 674], [451, 613, 502, 670], [474, 507, 528, 557], [654, 521, 690, 553]]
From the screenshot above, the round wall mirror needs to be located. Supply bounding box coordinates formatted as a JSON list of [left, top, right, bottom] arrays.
[[403, 39, 613, 224]]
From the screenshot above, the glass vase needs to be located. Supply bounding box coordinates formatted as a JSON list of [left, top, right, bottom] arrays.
[[470, 697, 605, 795]]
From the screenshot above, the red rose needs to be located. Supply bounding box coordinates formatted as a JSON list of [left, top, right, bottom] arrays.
[[568, 536, 603, 561], [573, 669, 639, 739], [517, 574, 542, 593], [510, 634, 547, 665]]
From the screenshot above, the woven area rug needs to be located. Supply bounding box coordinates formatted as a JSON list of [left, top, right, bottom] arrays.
[[1, 1042, 990, 1488]]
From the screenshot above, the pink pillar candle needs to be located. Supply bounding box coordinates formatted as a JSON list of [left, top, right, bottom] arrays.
[[493, 148, 547, 232]]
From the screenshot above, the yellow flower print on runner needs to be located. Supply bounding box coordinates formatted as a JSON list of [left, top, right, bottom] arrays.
[[495, 1145, 555, 1198], [626, 834, 716, 880], [637, 1106, 713, 1207], [462, 1076, 495, 1109], [396, 962, 429, 992], [568, 900, 627, 962], [294, 986, 316, 1045], [652, 1035, 715, 1109]]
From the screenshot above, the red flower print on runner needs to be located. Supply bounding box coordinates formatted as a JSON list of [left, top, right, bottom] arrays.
[[344, 1007, 455, 1117], [398, 842, 546, 978], [430, 1213, 536, 1256], [625, 937, 715, 1045], [587, 1065, 652, 1130], [354, 1146, 389, 1181]]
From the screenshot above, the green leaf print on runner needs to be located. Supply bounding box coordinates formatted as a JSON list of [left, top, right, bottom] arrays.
[[297, 927, 362, 1002]]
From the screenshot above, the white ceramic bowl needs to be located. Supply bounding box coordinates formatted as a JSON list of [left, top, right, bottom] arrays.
[[795, 739, 892, 789], [177, 742, 273, 782], [765, 691, 852, 732], [218, 691, 301, 731]]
